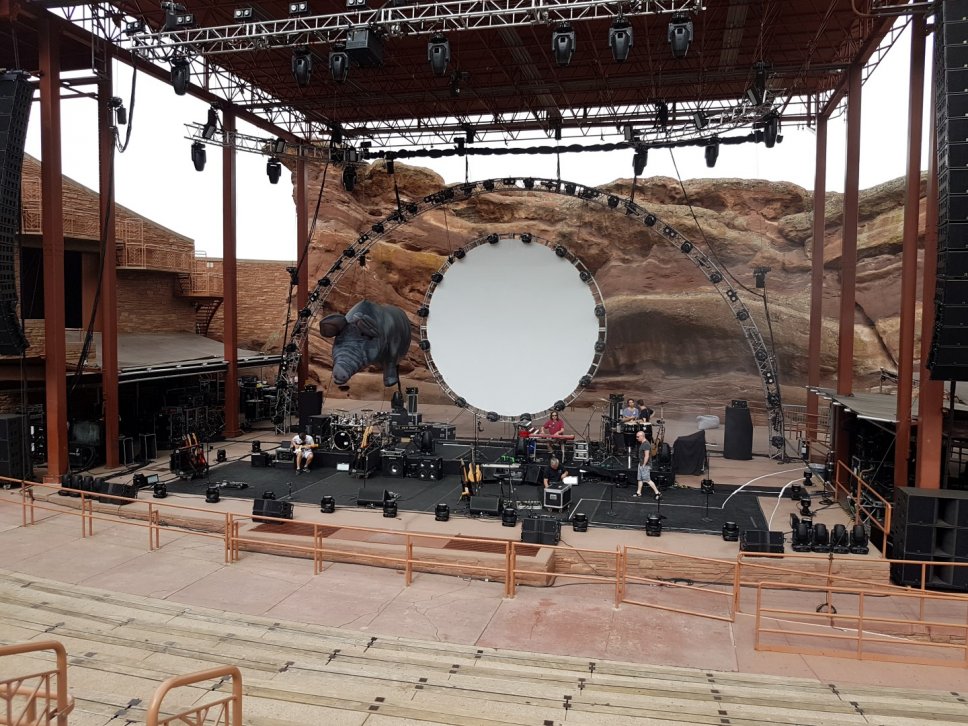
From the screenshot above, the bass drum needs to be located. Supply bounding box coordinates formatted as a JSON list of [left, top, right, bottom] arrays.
[[333, 429, 356, 451]]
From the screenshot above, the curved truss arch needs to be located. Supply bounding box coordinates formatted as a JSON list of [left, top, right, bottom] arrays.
[[275, 176, 786, 459]]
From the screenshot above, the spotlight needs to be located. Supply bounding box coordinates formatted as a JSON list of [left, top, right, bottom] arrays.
[[124, 19, 145, 35], [552, 24, 576, 66], [487, 234, 499, 245], [205, 485, 220, 503], [430, 272, 444, 283], [486, 411, 500, 422], [216, 448, 227, 463], [435, 503, 450, 521], [667, 13, 693, 58], [346, 0, 366, 6], [233, 7, 260, 22], [190, 141, 206, 172], [849, 524, 869, 554], [790, 483, 802, 501], [595, 340, 606, 353], [654, 101, 669, 130], [792, 519, 812, 551], [573, 512, 589, 532], [579, 270, 591, 282], [553, 400, 565, 411], [645, 514, 662, 537], [200, 107, 219, 140], [162, 3, 195, 31], [680, 241, 692, 253], [455, 397, 467, 408], [416, 306, 429, 317], [607, 195, 619, 208], [554, 245, 567, 257], [383, 498, 397, 517], [520, 233, 532, 243], [251, 441, 261, 452], [579, 375, 592, 386], [428, 34, 450, 77], [710, 272, 723, 283], [644, 214, 657, 226], [153, 481, 168, 499], [329, 46, 349, 83], [799, 494, 813, 518], [746, 60, 769, 106], [321, 495, 336, 513], [764, 112, 780, 148], [594, 304, 606, 318], [502, 507, 517, 527], [342, 165, 357, 191], [803, 469, 814, 486], [419, 339, 431, 351], [564, 182, 576, 195], [737, 309, 749, 321], [692, 110, 708, 130], [267, 157, 282, 184], [171, 57, 190, 95], [386, 158, 395, 175], [109, 96, 127, 126], [700, 479, 715, 494], [812, 522, 830, 553], [705, 140, 719, 168], [830, 523, 850, 553], [288, 1, 309, 15], [292, 48, 313, 87], [722, 521, 739, 541], [632, 148, 647, 175], [483, 179, 495, 191], [523, 177, 535, 189], [608, 20, 632, 62]]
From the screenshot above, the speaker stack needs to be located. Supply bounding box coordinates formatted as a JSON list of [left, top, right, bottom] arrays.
[[930, 2, 968, 379], [521, 516, 560, 545], [890, 486, 968, 591], [297, 389, 324, 432], [724, 402, 753, 460], [0, 413, 29, 480]]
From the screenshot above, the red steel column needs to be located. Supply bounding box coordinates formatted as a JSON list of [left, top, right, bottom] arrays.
[[296, 156, 309, 387], [39, 19, 68, 479], [917, 61, 944, 490], [98, 51, 120, 468], [222, 109, 241, 437], [806, 114, 828, 445], [895, 14, 926, 487], [838, 63, 863, 398]]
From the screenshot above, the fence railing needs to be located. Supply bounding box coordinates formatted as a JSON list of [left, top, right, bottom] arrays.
[[0, 640, 74, 726], [834, 460, 893, 546], [146, 666, 242, 726]]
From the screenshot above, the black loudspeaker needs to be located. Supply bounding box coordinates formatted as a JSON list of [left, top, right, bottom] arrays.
[[0, 413, 29, 479], [105, 482, 138, 504], [298, 390, 324, 432], [381, 451, 406, 477], [417, 456, 443, 481], [251, 451, 271, 467], [523, 464, 543, 485], [521, 516, 560, 545], [931, 4, 968, 380], [0, 72, 31, 355], [723, 405, 754, 460], [252, 498, 294, 522], [139, 433, 157, 462], [469, 495, 502, 516], [357, 487, 389, 507], [890, 486, 968, 591], [739, 529, 784, 553], [309, 414, 332, 441]]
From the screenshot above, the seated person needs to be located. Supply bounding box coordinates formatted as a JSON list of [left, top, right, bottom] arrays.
[[291, 431, 316, 473], [621, 398, 640, 422], [543, 457, 569, 489], [541, 411, 565, 437], [636, 398, 655, 442]]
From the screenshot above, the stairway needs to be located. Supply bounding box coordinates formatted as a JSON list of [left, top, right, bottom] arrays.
[[2, 571, 967, 726]]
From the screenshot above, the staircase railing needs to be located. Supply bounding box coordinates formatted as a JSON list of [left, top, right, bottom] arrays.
[[146, 666, 242, 726], [0, 640, 73, 726]]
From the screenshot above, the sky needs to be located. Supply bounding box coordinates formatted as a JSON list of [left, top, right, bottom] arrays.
[[23, 23, 932, 261]]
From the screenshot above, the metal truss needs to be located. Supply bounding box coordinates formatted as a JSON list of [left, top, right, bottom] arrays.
[[127, 0, 703, 58], [274, 176, 786, 459], [184, 123, 332, 159]]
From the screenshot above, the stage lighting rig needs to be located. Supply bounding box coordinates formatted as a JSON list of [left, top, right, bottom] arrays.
[[108, 96, 127, 126], [161, 2, 195, 32], [667, 13, 693, 58], [746, 60, 770, 106], [201, 107, 219, 140], [763, 111, 781, 148], [705, 138, 719, 168], [170, 57, 190, 95], [292, 48, 312, 87], [288, 1, 309, 15], [633, 147, 647, 175], [608, 19, 632, 62], [692, 110, 708, 130], [552, 24, 576, 66], [124, 19, 145, 35], [329, 45, 349, 83], [654, 101, 669, 130], [266, 157, 282, 184], [428, 34, 450, 77], [190, 141, 206, 171]]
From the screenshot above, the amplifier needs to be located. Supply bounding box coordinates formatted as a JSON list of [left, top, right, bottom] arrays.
[[429, 423, 456, 441], [417, 456, 443, 481], [251, 451, 272, 468], [381, 450, 406, 477]]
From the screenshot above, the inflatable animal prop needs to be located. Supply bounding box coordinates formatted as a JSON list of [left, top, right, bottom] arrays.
[[319, 300, 412, 387]]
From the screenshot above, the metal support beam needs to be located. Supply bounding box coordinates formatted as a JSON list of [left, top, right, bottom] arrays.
[[837, 63, 862, 398], [98, 48, 120, 468], [806, 115, 828, 447], [39, 18, 68, 479], [917, 59, 943, 490], [895, 14, 926, 488], [296, 156, 309, 388], [222, 109, 241, 437]]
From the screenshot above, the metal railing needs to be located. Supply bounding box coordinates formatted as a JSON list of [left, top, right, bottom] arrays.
[[0, 641, 74, 726], [833, 460, 893, 546], [146, 666, 242, 726]]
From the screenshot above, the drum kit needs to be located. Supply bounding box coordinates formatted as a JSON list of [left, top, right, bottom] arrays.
[[326, 410, 390, 452]]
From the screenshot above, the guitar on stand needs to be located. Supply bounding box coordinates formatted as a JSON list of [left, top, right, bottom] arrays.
[[460, 413, 484, 503]]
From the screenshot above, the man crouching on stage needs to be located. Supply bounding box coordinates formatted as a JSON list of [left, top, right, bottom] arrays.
[[291, 430, 316, 473]]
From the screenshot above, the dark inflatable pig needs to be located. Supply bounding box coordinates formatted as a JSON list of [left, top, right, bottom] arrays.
[[318, 300, 412, 387]]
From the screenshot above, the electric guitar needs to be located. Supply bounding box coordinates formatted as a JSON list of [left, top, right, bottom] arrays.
[[459, 455, 482, 498]]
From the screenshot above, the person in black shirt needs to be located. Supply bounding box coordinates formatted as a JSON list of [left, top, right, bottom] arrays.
[[632, 430, 661, 499], [543, 457, 569, 489]]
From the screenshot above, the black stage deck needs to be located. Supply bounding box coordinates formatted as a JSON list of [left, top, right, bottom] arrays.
[[168, 457, 769, 535]]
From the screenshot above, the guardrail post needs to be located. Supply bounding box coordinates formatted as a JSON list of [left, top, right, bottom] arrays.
[[614, 546, 622, 608], [753, 584, 763, 650], [508, 542, 517, 599], [856, 591, 865, 660], [405, 534, 413, 586], [224, 513, 232, 563], [733, 554, 742, 616], [504, 541, 511, 597]]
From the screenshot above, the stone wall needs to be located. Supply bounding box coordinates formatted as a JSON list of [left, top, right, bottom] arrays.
[[116, 270, 196, 334], [206, 259, 294, 352]]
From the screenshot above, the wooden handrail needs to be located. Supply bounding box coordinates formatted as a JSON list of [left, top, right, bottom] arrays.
[[0, 640, 73, 726], [146, 666, 242, 726]]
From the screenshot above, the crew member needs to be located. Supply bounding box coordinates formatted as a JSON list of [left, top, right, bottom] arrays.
[[621, 398, 640, 422], [543, 457, 569, 489], [291, 431, 316, 473], [632, 429, 661, 499]]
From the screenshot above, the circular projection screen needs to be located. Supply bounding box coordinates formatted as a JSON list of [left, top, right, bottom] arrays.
[[424, 235, 603, 418]]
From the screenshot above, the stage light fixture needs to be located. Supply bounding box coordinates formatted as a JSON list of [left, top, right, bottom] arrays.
[[109, 96, 127, 126], [428, 34, 450, 77], [790, 483, 802, 501], [701, 478, 715, 494], [266, 157, 282, 184], [486, 411, 500, 422], [572, 512, 589, 532], [520, 233, 532, 243], [292, 48, 313, 87], [205, 485, 220, 503], [251, 441, 261, 453], [553, 400, 565, 412], [830, 523, 850, 553], [633, 148, 647, 175], [124, 19, 145, 35], [705, 140, 719, 168], [233, 7, 257, 22], [200, 107, 219, 140], [162, 3, 194, 31], [608, 19, 632, 62], [564, 182, 576, 195], [764, 112, 780, 148], [595, 340, 606, 353], [215, 448, 227, 463], [321, 495, 336, 513], [455, 397, 467, 408], [435, 503, 450, 521], [754, 266, 770, 288], [523, 177, 535, 189], [416, 306, 429, 318], [645, 514, 662, 536], [383, 498, 398, 517], [289, 1, 309, 14], [722, 521, 739, 541], [746, 61, 769, 106], [849, 524, 869, 554], [419, 339, 431, 351], [692, 110, 708, 130], [594, 304, 606, 318], [483, 179, 495, 191], [342, 165, 356, 191], [680, 241, 692, 253], [579, 270, 591, 282], [329, 46, 349, 83], [798, 494, 813, 517], [644, 214, 657, 227], [502, 507, 517, 527], [654, 101, 669, 129], [430, 272, 444, 284], [736, 309, 749, 321], [487, 234, 499, 245], [726, 289, 738, 302], [555, 245, 567, 257], [667, 14, 693, 58], [386, 158, 395, 175], [579, 375, 592, 386], [153, 481, 168, 498], [607, 195, 619, 208], [710, 271, 723, 283], [552, 24, 576, 66], [190, 141, 206, 172], [171, 57, 191, 95]]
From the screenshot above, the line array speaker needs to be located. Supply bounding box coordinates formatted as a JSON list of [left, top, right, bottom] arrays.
[[723, 404, 753, 460], [0, 413, 30, 480], [890, 486, 968, 591], [297, 390, 324, 432], [521, 516, 560, 545], [252, 498, 294, 522]]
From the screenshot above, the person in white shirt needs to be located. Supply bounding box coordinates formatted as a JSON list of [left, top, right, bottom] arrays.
[[291, 431, 316, 473]]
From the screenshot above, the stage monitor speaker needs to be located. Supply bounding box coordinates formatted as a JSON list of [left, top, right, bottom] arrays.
[[723, 405, 753, 460], [309, 414, 332, 440], [0, 72, 31, 356], [253, 498, 294, 522], [357, 486, 389, 507], [469, 495, 502, 516], [739, 529, 783, 553], [381, 451, 406, 477], [417, 456, 443, 481], [521, 516, 560, 545], [523, 464, 543, 486], [105, 482, 138, 504], [298, 390, 324, 432]]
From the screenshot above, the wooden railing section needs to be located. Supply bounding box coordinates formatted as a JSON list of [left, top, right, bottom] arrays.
[[146, 666, 242, 726], [0, 640, 74, 726]]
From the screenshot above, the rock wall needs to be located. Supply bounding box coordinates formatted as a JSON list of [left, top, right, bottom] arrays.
[[282, 160, 924, 407]]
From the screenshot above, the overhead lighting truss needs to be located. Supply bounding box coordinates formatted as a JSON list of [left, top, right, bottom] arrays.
[[127, 0, 704, 59], [184, 122, 333, 161]]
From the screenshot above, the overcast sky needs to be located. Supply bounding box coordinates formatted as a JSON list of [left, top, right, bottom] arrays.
[[24, 23, 931, 261]]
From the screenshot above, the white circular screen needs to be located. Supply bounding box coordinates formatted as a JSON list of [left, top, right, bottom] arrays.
[[425, 238, 601, 417]]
